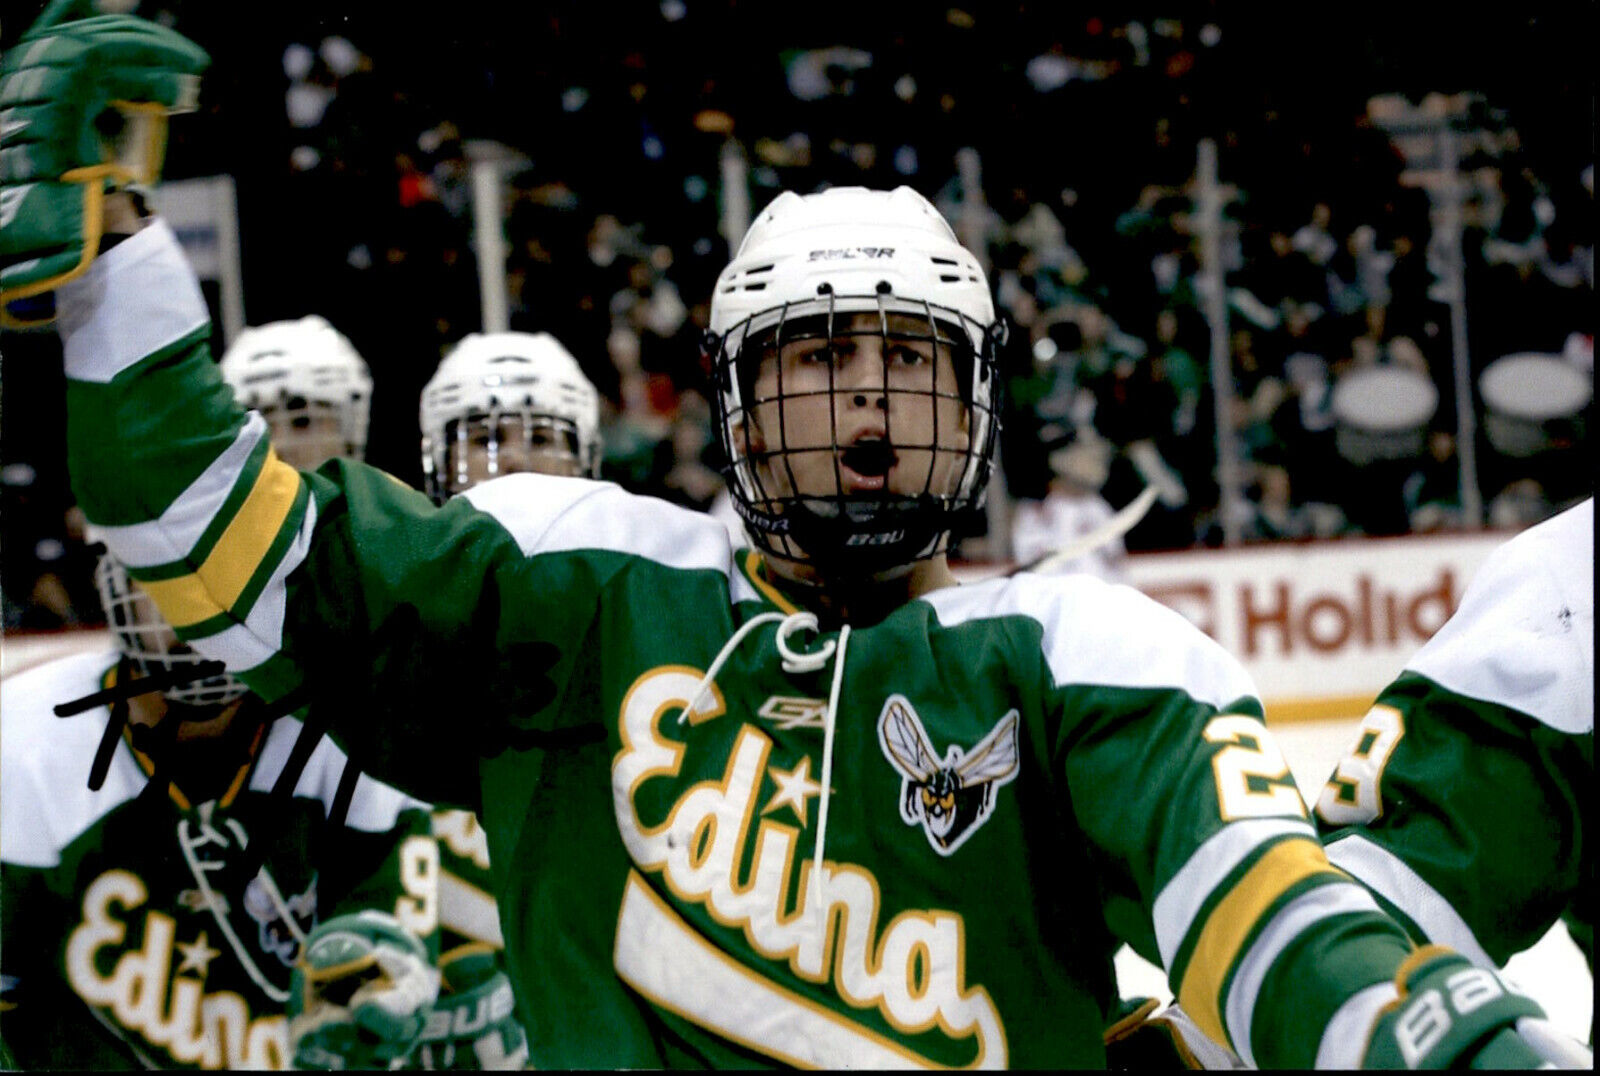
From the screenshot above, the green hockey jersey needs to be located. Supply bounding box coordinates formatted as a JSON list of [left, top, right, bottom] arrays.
[[0, 650, 440, 1069], [1316, 500, 1593, 981], [54, 220, 1431, 1069]]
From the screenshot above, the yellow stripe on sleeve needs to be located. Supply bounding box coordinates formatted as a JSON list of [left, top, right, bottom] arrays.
[[1177, 837, 1345, 1050], [138, 451, 302, 629]]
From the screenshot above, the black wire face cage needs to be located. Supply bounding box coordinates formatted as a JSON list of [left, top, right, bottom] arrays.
[[710, 292, 1004, 575], [93, 553, 250, 709], [425, 410, 586, 503]]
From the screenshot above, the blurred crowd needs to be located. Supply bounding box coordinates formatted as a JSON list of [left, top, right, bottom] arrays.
[[3, 2, 1592, 629]]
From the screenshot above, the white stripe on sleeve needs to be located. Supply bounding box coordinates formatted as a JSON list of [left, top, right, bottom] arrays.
[[58, 219, 210, 384], [1324, 833, 1493, 967], [90, 413, 269, 570], [1315, 981, 1398, 1069]]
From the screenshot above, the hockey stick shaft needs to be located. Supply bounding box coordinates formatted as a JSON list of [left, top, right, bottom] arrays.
[[1020, 484, 1160, 575]]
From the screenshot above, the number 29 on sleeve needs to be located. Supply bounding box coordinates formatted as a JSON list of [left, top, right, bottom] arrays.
[[1203, 714, 1308, 821]]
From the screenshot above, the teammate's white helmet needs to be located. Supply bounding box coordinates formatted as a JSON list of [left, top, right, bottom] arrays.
[[419, 331, 602, 501], [92, 549, 249, 709], [220, 316, 373, 468], [705, 185, 1005, 571]]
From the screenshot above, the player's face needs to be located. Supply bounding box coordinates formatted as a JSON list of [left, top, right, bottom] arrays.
[[743, 313, 970, 504], [446, 414, 585, 487], [261, 400, 348, 470]]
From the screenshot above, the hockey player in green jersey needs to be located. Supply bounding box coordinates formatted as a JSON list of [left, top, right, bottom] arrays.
[[1314, 497, 1594, 1043], [0, 5, 1588, 1067], [0, 522, 442, 1068], [0, 306, 444, 1069], [0, 309, 516, 1069]]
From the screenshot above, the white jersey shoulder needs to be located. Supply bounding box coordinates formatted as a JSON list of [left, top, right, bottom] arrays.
[[1406, 498, 1594, 735], [922, 570, 1260, 712], [0, 651, 145, 868], [463, 472, 742, 579]]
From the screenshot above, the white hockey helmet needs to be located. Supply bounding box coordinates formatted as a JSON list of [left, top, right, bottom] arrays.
[[705, 185, 1005, 571], [91, 546, 250, 710], [219, 316, 373, 467], [419, 331, 602, 501]]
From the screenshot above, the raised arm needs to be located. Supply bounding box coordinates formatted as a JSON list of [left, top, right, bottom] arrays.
[[54, 211, 565, 796], [0, 5, 575, 803]]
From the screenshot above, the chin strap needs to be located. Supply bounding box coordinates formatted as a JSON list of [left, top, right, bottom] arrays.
[[782, 496, 952, 576]]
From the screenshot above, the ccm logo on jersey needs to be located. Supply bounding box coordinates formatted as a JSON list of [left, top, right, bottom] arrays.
[[757, 695, 827, 731], [877, 695, 1021, 855]]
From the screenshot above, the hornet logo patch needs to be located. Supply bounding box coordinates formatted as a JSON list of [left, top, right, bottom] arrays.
[[877, 695, 1021, 855]]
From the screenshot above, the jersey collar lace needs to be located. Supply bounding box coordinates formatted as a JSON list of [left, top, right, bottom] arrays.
[[677, 608, 853, 932]]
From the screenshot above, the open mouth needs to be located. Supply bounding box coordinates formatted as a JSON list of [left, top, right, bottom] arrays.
[[838, 439, 898, 490]]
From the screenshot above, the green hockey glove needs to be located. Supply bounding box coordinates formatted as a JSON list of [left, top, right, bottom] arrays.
[[412, 945, 530, 1070], [288, 910, 441, 1071], [1362, 945, 1591, 1069], [0, 0, 208, 317]]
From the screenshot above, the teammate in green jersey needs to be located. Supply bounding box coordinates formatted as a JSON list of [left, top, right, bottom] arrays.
[[0, 5, 1588, 1067], [0, 329, 440, 1069], [1314, 497, 1593, 1046]]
